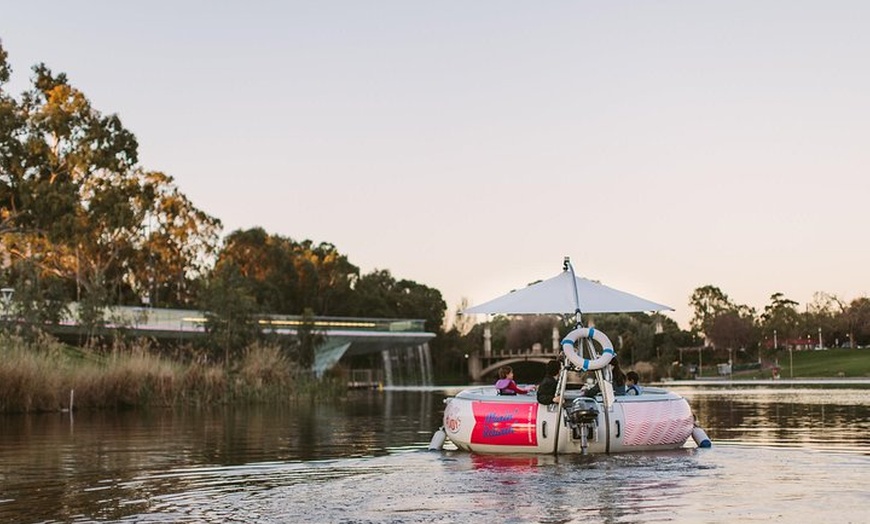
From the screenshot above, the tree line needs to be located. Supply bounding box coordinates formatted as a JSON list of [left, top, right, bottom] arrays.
[[0, 42, 445, 365], [439, 285, 870, 381], [2, 43, 867, 379], [688, 285, 870, 352]]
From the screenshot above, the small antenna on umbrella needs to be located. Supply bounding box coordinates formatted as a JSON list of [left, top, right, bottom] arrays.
[[563, 256, 583, 327]]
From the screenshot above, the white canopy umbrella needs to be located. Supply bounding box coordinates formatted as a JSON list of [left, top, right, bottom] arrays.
[[463, 259, 672, 318]]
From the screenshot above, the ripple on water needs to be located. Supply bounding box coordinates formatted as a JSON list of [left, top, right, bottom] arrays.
[[92, 445, 867, 524]]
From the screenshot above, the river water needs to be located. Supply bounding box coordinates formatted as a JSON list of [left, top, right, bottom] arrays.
[[1, 383, 868, 523]]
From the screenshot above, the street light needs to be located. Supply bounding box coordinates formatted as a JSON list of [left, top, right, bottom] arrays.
[[655, 317, 663, 360], [1, 287, 13, 322]]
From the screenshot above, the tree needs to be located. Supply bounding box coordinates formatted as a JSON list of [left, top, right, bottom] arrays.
[[0, 47, 221, 333], [392, 278, 446, 333], [587, 312, 654, 363], [689, 285, 735, 340], [213, 228, 359, 316], [198, 261, 261, 364], [212, 228, 302, 314], [807, 292, 846, 348], [351, 269, 446, 331], [706, 310, 757, 352], [504, 315, 559, 352], [289, 308, 324, 371], [760, 292, 801, 349], [847, 297, 870, 347], [0, 42, 28, 236], [132, 171, 221, 307]]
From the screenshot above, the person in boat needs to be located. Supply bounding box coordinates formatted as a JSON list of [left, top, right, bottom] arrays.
[[626, 370, 643, 395], [583, 358, 627, 397], [536, 359, 562, 405], [495, 365, 535, 395]]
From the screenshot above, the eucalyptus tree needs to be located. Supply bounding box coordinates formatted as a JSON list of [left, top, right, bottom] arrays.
[[398, 278, 447, 333], [290, 239, 358, 316], [350, 269, 446, 332], [760, 292, 802, 349], [131, 171, 221, 307], [212, 228, 359, 316], [198, 260, 260, 363], [586, 312, 654, 362], [0, 42, 27, 236], [846, 297, 870, 347], [688, 285, 736, 342], [705, 307, 758, 354], [0, 46, 221, 337], [806, 292, 847, 348]]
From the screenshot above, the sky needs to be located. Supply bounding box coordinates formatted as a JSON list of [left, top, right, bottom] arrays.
[[2, 1, 869, 329]]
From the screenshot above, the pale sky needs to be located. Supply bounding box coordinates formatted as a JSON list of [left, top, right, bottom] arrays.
[[3, 1, 869, 329]]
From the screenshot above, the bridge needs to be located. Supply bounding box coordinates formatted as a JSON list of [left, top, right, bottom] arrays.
[[34, 305, 436, 384], [12, 305, 572, 385], [466, 325, 564, 381]]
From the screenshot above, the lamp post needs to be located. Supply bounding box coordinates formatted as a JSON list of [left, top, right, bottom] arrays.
[[818, 327, 823, 349], [772, 328, 778, 370], [655, 317, 663, 361], [1, 287, 13, 323]]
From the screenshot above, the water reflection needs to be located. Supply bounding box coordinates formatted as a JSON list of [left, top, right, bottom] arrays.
[[676, 386, 870, 453], [0, 386, 868, 523]]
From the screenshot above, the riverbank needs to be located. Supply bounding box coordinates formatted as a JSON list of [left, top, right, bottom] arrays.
[[657, 377, 870, 387], [679, 347, 870, 380], [0, 334, 343, 414]]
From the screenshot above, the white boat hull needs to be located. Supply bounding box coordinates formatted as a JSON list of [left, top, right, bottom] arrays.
[[442, 385, 695, 454]]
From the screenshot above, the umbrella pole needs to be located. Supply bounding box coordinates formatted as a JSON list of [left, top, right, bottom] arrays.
[[563, 256, 583, 328]]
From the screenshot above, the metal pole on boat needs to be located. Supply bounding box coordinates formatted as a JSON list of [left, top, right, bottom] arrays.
[[551, 366, 569, 455], [563, 257, 583, 327]]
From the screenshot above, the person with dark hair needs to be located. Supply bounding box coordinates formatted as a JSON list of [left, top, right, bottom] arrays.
[[583, 357, 627, 397], [626, 370, 643, 395], [537, 359, 562, 405], [611, 358, 627, 396], [495, 365, 534, 395]]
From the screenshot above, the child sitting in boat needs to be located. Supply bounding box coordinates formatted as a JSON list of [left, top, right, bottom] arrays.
[[495, 365, 535, 395], [537, 359, 562, 405], [626, 371, 643, 395], [583, 359, 627, 397]]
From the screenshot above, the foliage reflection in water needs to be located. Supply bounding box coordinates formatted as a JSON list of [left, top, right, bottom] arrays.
[[676, 385, 870, 453], [0, 386, 868, 523]]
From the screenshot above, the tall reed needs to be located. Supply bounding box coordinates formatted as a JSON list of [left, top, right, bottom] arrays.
[[0, 334, 344, 413]]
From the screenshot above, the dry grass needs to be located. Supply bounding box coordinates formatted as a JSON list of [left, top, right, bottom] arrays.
[[0, 334, 343, 413]]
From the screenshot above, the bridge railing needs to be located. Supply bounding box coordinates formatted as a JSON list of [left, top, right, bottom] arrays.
[[60, 304, 428, 334], [485, 347, 561, 358]]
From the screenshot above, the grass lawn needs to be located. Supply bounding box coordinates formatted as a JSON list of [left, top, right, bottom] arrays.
[[731, 348, 870, 379]]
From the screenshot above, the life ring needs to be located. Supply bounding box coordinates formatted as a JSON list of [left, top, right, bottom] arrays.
[[561, 327, 616, 371]]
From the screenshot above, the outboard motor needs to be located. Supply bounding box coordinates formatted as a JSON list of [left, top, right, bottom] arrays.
[[566, 397, 599, 454]]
